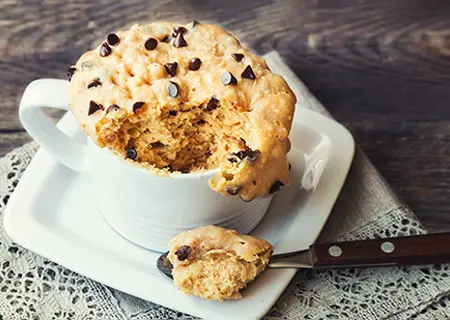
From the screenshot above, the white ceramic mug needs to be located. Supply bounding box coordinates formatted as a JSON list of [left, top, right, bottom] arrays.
[[18, 79, 272, 252]]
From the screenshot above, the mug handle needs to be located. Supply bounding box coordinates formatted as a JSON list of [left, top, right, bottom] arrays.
[[19, 79, 88, 172]]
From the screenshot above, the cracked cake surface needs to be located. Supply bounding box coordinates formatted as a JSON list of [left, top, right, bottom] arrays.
[[168, 225, 273, 301], [67, 21, 296, 200]]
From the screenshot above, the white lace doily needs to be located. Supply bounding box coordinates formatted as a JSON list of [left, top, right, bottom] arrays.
[[1, 143, 450, 320]]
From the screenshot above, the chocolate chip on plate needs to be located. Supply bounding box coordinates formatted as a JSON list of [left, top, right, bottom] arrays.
[[269, 180, 285, 194], [175, 245, 191, 261], [133, 101, 145, 113], [88, 101, 104, 115], [164, 62, 178, 77], [173, 32, 187, 48], [167, 81, 180, 98], [87, 79, 102, 89], [205, 97, 220, 111], [169, 110, 177, 116], [231, 53, 244, 62], [144, 38, 158, 50], [172, 26, 187, 37], [100, 42, 112, 57], [106, 104, 120, 114], [67, 67, 76, 81], [221, 71, 237, 85], [226, 185, 242, 196], [241, 65, 256, 80], [188, 58, 201, 71], [125, 147, 137, 160], [107, 33, 120, 46]]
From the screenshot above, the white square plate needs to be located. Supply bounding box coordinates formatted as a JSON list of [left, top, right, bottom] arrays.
[[4, 79, 354, 319]]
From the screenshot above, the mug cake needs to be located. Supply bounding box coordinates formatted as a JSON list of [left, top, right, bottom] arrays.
[[67, 21, 296, 201]]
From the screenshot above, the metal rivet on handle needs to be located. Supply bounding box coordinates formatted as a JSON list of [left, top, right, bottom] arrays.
[[328, 245, 343, 257], [381, 241, 395, 253]]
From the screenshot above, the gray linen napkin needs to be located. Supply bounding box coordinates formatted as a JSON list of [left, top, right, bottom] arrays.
[[0, 51, 449, 320]]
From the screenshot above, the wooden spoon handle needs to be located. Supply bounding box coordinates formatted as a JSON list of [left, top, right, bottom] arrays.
[[310, 233, 450, 269]]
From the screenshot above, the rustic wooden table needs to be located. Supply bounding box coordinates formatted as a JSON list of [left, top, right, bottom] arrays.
[[1, 0, 449, 232]]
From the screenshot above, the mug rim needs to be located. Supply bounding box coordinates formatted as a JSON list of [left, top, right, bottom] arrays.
[[87, 138, 221, 179]]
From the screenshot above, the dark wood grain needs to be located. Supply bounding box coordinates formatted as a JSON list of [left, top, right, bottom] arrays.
[[311, 233, 450, 268], [1, 0, 450, 232]]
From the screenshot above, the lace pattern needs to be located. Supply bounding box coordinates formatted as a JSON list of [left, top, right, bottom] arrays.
[[1, 143, 449, 320]]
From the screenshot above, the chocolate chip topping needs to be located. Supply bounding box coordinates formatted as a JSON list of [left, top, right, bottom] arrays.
[[164, 62, 178, 77], [169, 110, 177, 116], [172, 26, 187, 37], [88, 101, 104, 115], [229, 148, 261, 163], [232, 53, 244, 62], [226, 185, 242, 195], [67, 67, 76, 81], [167, 81, 180, 98], [221, 71, 237, 85], [269, 180, 285, 194], [106, 104, 120, 114], [133, 102, 145, 113], [242, 65, 256, 80], [107, 33, 120, 46], [175, 245, 191, 261], [205, 97, 220, 111], [125, 147, 137, 160], [100, 42, 112, 57], [87, 79, 102, 89], [144, 38, 158, 50], [173, 32, 187, 48], [188, 58, 201, 71]]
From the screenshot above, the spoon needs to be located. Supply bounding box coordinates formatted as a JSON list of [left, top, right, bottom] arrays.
[[158, 232, 450, 280]]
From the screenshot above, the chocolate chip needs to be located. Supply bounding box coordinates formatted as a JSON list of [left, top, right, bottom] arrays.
[[269, 180, 285, 194], [226, 185, 241, 195], [100, 42, 112, 57], [167, 81, 180, 98], [151, 141, 164, 148], [107, 33, 120, 46], [8, 247, 19, 254], [221, 71, 237, 85], [164, 62, 178, 77], [161, 35, 171, 43], [173, 33, 187, 48], [288, 163, 292, 171], [125, 147, 137, 160], [242, 65, 256, 80], [228, 148, 260, 163], [175, 245, 191, 261], [144, 38, 158, 50], [169, 110, 177, 116], [87, 79, 102, 89], [232, 53, 244, 62], [133, 102, 145, 113], [88, 101, 104, 115], [188, 58, 201, 71], [197, 119, 206, 125], [205, 97, 220, 111], [172, 26, 187, 37], [67, 67, 76, 81], [106, 104, 120, 114], [245, 149, 261, 162]]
